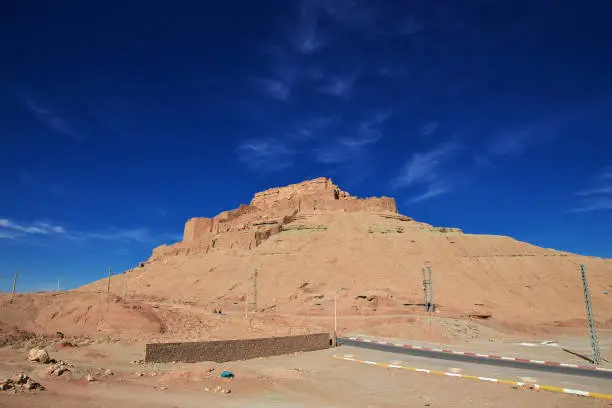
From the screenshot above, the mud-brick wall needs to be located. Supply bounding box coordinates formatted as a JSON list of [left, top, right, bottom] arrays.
[[145, 333, 333, 363]]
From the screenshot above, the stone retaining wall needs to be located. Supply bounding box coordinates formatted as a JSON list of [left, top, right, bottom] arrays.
[[145, 332, 334, 363]]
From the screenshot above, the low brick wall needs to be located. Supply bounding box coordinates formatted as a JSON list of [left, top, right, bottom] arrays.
[[145, 332, 334, 363]]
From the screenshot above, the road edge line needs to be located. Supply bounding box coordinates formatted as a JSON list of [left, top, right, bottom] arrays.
[[331, 355, 612, 401]]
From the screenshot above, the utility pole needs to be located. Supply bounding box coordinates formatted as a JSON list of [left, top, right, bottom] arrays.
[[248, 268, 258, 312], [107, 266, 112, 294], [245, 289, 249, 319], [423, 265, 434, 312], [428, 266, 434, 312], [334, 294, 337, 334], [580, 264, 601, 365], [122, 272, 127, 299], [422, 267, 429, 312], [57, 279, 60, 292], [12, 270, 18, 295]]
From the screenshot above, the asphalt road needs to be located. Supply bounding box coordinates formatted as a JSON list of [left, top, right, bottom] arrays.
[[339, 338, 612, 380]]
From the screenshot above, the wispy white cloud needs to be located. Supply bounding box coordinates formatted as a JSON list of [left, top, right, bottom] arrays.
[[391, 143, 460, 203], [420, 121, 440, 137], [407, 184, 448, 203], [571, 166, 612, 212], [338, 111, 390, 147], [257, 78, 292, 101], [0, 219, 66, 237], [390, 143, 458, 189], [22, 97, 82, 141], [576, 187, 612, 196], [288, 116, 337, 142], [290, 6, 327, 53], [314, 111, 391, 163], [318, 74, 359, 99], [487, 127, 533, 157], [570, 198, 612, 213], [597, 166, 612, 181], [315, 0, 378, 30], [0, 230, 19, 240], [85, 228, 154, 243], [485, 108, 599, 160], [235, 139, 295, 173], [0, 218, 176, 243]]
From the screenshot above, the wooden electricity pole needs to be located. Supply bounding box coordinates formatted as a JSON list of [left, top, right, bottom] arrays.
[[12, 270, 18, 295], [107, 266, 112, 294]]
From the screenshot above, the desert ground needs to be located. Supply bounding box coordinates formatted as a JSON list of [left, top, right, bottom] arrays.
[[1, 333, 611, 408]]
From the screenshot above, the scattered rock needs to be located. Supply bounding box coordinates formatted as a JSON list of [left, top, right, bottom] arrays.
[[160, 386, 168, 390], [13, 373, 28, 385], [468, 311, 493, 319], [131, 359, 144, 365], [86, 374, 95, 382], [47, 361, 72, 376], [1, 374, 44, 393], [56, 340, 76, 350], [25, 378, 37, 390], [512, 383, 536, 391], [28, 348, 50, 363], [104, 369, 113, 376], [135, 372, 144, 377]]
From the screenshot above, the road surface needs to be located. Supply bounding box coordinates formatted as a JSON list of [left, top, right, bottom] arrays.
[[339, 338, 612, 380]]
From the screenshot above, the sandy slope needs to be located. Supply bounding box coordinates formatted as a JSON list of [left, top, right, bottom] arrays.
[[85, 211, 612, 333]]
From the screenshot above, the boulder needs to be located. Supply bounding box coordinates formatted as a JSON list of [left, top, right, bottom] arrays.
[[28, 348, 50, 364]]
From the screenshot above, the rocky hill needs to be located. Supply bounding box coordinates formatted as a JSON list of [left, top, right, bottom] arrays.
[[79, 177, 611, 337]]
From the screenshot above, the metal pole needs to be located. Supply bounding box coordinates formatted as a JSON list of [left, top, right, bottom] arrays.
[[122, 272, 127, 299], [107, 266, 112, 294], [580, 264, 601, 364], [57, 279, 60, 292], [428, 266, 434, 312], [334, 295, 337, 334], [253, 268, 258, 312], [12, 270, 18, 295], [422, 267, 429, 311]]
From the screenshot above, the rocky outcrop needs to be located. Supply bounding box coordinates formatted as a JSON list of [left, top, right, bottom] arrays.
[[147, 178, 400, 263], [251, 177, 397, 214]]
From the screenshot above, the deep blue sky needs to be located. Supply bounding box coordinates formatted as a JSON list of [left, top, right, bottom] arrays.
[[1, 1, 611, 292]]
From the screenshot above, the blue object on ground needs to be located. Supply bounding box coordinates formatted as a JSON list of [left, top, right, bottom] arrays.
[[220, 371, 234, 378]]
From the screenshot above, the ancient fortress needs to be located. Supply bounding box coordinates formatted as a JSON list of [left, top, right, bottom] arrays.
[[150, 177, 398, 261]]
